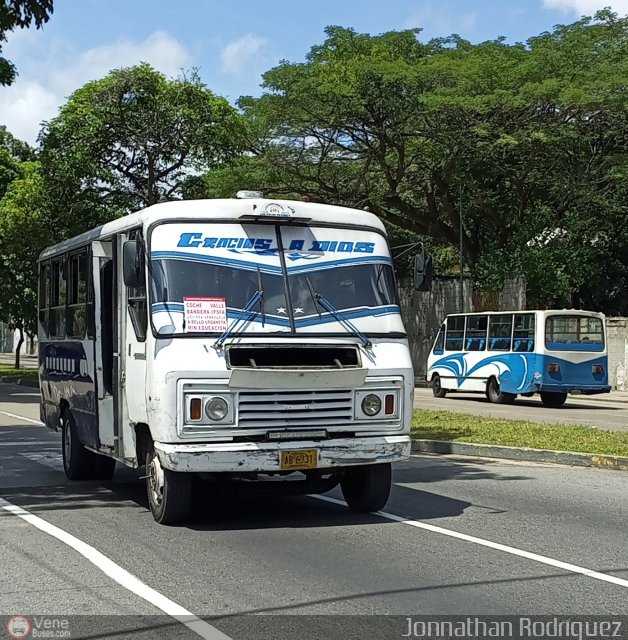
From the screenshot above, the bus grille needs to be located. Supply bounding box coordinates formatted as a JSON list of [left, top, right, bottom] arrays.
[[237, 390, 354, 428]]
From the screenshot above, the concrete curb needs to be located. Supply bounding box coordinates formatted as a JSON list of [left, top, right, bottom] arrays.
[[0, 377, 39, 389], [411, 439, 628, 471]]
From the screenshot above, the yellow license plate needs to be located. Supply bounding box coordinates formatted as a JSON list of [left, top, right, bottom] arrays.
[[280, 449, 318, 470]]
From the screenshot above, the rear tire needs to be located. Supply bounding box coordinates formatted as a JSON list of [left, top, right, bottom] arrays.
[[145, 443, 192, 525], [486, 378, 515, 405], [62, 410, 111, 480], [340, 463, 392, 513], [540, 391, 567, 408], [432, 374, 448, 398]]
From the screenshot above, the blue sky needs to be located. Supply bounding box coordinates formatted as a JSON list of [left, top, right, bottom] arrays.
[[1, 0, 627, 145]]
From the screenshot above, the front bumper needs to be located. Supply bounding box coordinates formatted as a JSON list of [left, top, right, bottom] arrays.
[[154, 435, 411, 473]]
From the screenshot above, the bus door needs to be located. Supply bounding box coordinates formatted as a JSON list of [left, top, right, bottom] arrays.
[[91, 240, 117, 453], [118, 229, 148, 462]]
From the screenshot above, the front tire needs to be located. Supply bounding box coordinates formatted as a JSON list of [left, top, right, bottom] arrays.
[[540, 391, 567, 408], [145, 443, 192, 525], [432, 374, 448, 398], [341, 463, 392, 513], [486, 378, 515, 405]]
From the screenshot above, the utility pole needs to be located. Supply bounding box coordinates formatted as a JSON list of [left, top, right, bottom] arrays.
[[459, 183, 464, 313]]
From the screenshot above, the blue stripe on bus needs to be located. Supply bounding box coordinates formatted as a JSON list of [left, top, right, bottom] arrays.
[[152, 304, 401, 328], [150, 251, 392, 274], [428, 352, 609, 394]]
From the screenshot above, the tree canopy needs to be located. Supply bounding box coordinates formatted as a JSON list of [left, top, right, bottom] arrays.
[[0, 0, 53, 85], [228, 11, 628, 310], [40, 63, 247, 235]]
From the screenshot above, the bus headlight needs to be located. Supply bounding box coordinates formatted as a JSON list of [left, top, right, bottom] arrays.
[[205, 396, 229, 421], [361, 394, 382, 416]]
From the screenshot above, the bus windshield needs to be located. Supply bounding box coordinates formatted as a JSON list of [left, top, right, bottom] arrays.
[[149, 222, 401, 336], [545, 315, 604, 352]]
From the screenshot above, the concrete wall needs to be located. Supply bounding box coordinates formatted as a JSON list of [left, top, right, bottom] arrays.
[[398, 276, 526, 382], [607, 317, 628, 391], [398, 276, 472, 382]]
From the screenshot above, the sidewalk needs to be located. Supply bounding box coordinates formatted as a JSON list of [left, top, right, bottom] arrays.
[[0, 353, 37, 368]]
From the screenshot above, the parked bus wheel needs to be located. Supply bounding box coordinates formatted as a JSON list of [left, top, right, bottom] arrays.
[[340, 463, 392, 513], [432, 374, 448, 398], [486, 378, 515, 405], [61, 410, 113, 481], [145, 442, 192, 525], [540, 391, 567, 408]]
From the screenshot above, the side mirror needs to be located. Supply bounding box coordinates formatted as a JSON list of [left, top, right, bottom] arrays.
[[414, 252, 433, 292], [122, 240, 145, 288]]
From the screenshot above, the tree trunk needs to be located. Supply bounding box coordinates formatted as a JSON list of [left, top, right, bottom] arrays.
[[15, 325, 24, 369]]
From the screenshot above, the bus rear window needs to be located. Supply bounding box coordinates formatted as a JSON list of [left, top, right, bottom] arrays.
[[545, 316, 604, 351]]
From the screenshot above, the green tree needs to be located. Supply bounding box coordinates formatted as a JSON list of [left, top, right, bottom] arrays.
[[0, 161, 50, 366], [40, 63, 247, 231], [0, 0, 53, 85], [235, 13, 628, 309]]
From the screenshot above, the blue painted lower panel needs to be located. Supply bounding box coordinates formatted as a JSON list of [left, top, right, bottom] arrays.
[[428, 351, 609, 396], [39, 341, 99, 448]]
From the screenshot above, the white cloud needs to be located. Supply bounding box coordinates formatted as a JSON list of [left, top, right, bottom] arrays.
[[543, 0, 628, 15], [220, 34, 268, 75], [405, 5, 478, 35], [0, 31, 191, 146]]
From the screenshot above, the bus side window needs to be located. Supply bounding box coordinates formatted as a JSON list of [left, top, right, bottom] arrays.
[[513, 313, 535, 352], [67, 251, 88, 339], [433, 325, 445, 353], [101, 261, 114, 396], [445, 315, 465, 351], [50, 258, 67, 338], [465, 315, 487, 351], [127, 230, 148, 342], [39, 263, 51, 336], [488, 314, 513, 351]]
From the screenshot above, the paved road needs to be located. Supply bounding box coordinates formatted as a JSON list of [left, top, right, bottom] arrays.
[[414, 387, 628, 432], [1, 383, 627, 638]]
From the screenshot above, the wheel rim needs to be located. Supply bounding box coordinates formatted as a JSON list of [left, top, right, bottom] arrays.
[[148, 452, 165, 507], [434, 376, 441, 393], [489, 380, 499, 400], [63, 419, 71, 461]]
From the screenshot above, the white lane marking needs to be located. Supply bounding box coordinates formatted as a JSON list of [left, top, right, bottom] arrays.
[[0, 409, 43, 425], [0, 498, 232, 640], [20, 452, 64, 472], [0, 441, 57, 446], [313, 495, 628, 590]]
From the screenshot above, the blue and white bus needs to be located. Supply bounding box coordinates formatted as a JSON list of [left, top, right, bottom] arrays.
[[426, 310, 610, 407], [37, 195, 425, 524]]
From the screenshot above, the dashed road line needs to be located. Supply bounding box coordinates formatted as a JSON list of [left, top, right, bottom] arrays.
[[314, 495, 628, 590]]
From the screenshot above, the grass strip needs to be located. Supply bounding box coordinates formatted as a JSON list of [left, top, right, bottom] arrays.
[[0, 364, 39, 384], [412, 408, 628, 457]]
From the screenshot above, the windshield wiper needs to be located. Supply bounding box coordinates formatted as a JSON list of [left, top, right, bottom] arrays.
[[306, 278, 372, 348], [213, 288, 263, 349], [257, 266, 265, 326]]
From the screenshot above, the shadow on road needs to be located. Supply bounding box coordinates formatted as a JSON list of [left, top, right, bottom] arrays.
[[0, 455, 533, 531], [0, 384, 42, 406]]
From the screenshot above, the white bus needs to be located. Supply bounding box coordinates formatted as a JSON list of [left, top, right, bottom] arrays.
[[38, 196, 423, 524], [426, 310, 610, 407]]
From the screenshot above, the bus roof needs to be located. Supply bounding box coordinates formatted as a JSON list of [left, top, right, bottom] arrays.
[[38, 198, 387, 261], [441, 309, 605, 319]]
